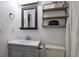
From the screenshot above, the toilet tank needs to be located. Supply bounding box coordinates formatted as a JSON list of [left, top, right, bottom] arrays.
[[45, 45, 65, 57]]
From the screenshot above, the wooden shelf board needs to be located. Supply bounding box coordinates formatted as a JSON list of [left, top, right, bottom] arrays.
[[43, 16, 67, 19], [43, 7, 68, 11], [42, 25, 66, 28]]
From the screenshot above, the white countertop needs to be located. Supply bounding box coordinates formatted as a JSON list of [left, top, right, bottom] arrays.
[[8, 39, 40, 47]]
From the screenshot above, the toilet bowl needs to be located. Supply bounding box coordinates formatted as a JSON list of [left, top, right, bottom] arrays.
[[39, 44, 65, 57], [45, 44, 65, 57]]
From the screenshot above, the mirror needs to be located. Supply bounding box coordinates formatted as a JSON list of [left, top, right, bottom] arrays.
[[20, 6, 38, 30]]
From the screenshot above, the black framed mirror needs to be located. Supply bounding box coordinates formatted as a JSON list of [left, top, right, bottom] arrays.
[[20, 4, 38, 30]]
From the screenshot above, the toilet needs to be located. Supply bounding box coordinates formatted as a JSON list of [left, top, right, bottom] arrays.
[[39, 44, 65, 57]]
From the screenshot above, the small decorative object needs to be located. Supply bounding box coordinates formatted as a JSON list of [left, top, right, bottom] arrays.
[[49, 20, 59, 25], [9, 13, 15, 20]]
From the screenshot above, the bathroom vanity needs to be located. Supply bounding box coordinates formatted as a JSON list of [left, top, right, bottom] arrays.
[[8, 40, 40, 57], [8, 39, 65, 57]]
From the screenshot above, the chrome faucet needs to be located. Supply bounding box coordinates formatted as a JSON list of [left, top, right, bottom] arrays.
[[26, 35, 31, 40]]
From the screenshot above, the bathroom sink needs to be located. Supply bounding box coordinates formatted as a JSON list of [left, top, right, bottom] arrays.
[[8, 39, 40, 47]]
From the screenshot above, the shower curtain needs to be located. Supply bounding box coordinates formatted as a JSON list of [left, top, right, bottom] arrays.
[[65, 2, 72, 57], [66, 2, 79, 57]]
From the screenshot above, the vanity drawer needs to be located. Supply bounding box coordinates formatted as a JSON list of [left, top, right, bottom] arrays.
[[8, 44, 39, 57], [8, 44, 25, 51], [25, 46, 38, 51], [25, 51, 39, 57], [8, 50, 25, 57], [25, 47, 39, 57]]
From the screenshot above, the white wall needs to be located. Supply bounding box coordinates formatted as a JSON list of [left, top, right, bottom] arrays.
[[0, 1, 19, 56], [17, 1, 66, 46], [0, 1, 66, 56]]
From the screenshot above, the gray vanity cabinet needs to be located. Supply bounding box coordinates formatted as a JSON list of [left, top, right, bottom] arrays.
[[8, 44, 39, 57], [9, 50, 25, 57]]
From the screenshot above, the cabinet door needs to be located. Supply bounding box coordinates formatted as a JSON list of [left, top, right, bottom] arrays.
[[8, 44, 25, 51], [8, 50, 25, 57], [24, 46, 39, 57]]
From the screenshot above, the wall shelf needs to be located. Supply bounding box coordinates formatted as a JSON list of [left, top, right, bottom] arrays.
[[42, 1, 68, 28], [43, 16, 67, 20], [43, 7, 68, 11], [42, 25, 66, 28]]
